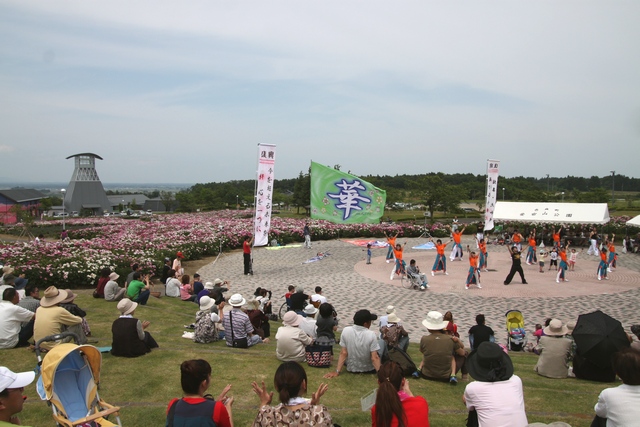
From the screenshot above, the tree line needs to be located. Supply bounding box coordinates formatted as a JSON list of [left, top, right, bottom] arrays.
[[169, 171, 639, 214]]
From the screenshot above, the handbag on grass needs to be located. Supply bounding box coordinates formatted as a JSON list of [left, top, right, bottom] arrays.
[[230, 311, 248, 348], [305, 343, 333, 367]]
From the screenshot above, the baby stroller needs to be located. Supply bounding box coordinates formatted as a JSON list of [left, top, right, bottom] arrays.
[[36, 332, 122, 427], [505, 310, 527, 351]]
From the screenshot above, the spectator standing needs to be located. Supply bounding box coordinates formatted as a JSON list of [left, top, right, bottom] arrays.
[[303, 222, 311, 249], [243, 236, 254, 275]]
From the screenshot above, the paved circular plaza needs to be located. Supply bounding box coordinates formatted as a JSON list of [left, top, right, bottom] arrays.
[[197, 236, 640, 345]]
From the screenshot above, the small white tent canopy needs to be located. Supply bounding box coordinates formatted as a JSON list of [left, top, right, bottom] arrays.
[[627, 215, 640, 226], [493, 202, 610, 224]]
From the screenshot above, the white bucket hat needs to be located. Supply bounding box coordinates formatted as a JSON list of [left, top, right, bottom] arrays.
[[387, 312, 401, 324], [303, 304, 318, 315], [204, 282, 214, 290], [228, 293, 246, 307], [199, 296, 216, 312], [422, 311, 448, 330], [386, 305, 395, 314]]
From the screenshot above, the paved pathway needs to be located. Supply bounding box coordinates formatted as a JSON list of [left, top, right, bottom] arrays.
[[197, 236, 640, 346]]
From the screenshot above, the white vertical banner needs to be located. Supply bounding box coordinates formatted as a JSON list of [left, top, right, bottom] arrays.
[[254, 144, 276, 246], [484, 159, 500, 230]]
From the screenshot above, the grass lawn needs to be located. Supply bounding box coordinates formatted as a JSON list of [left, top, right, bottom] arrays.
[[2, 285, 610, 427]]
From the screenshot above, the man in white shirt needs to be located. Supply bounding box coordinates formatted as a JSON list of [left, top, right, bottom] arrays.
[[324, 309, 382, 378], [594, 347, 640, 427], [0, 288, 34, 349], [310, 286, 327, 306]]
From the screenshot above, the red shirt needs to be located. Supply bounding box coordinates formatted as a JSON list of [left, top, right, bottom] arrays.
[[166, 397, 231, 427], [372, 395, 430, 427], [243, 240, 251, 254]]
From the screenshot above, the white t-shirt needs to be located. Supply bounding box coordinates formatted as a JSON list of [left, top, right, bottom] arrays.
[[339, 325, 380, 373], [0, 301, 34, 349], [464, 375, 528, 427], [165, 278, 181, 298], [310, 294, 327, 305], [298, 316, 317, 339], [595, 384, 640, 427]]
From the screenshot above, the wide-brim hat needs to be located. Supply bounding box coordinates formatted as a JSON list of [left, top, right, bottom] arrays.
[[243, 298, 260, 310], [60, 289, 77, 304], [0, 367, 35, 394], [2, 265, 14, 275], [199, 296, 216, 312], [228, 293, 246, 307], [214, 278, 223, 285], [467, 341, 514, 382], [422, 311, 448, 330], [544, 319, 569, 336], [386, 305, 395, 314], [303, 304, 318, 315], [109, 272, 120, 281], [387, 313, 401, 323], [204, 282, 214, 290], [283, 311, 301, 327], [117, 298, 138, 315], [40, 286, 69, 307]]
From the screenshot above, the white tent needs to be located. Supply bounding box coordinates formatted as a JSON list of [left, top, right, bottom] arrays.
[[492, 202, 610, 224], [627, 215, 640, 227]]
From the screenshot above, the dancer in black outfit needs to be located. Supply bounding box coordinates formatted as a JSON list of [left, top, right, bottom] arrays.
[[504, 246, 528, 285]]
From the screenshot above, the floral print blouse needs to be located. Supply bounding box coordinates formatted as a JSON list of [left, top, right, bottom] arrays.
[[252, 403, 333, 426]]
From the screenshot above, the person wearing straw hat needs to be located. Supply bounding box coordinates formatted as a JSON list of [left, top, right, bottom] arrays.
[[381, 312, 409, 352], [276, 311, 314, 363], [60, 289, 90, 343], [221, 294, 268, 348], [194, 296, 221, 344], [104, 272, 126, 301], [419, 311, 467, 385], [463, 342, 528, 427], [534, 319, 572, 379], [0, 366, 36, 425], [111, 298, 158, 357], [34, 286, 82, 351]]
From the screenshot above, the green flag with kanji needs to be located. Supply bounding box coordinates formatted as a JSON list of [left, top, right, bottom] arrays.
[[310, 161, 386, 224]]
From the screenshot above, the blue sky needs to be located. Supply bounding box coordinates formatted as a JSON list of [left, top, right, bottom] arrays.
[[1, 1, 639, 184]]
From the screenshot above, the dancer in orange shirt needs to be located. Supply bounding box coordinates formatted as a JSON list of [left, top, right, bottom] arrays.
[[384, 230, 399, 264], [431, 238, 452, 276], [477, 238, 488, 272], [556, 243, 570, 283], [597, 248, 609, 280], [607, 234, 617, 271], [525, 229, 537, 265], [465, 246, 481, 290], [448, 224, 467, 261]]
